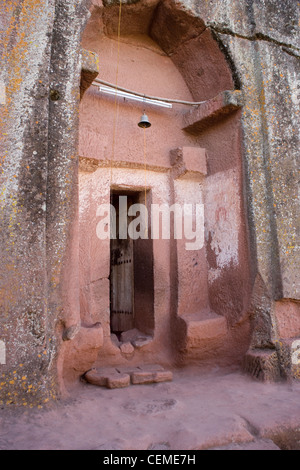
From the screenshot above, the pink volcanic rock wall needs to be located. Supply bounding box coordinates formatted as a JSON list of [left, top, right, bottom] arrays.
[[1, 0, 298, 404], [76, 1, 251, 373]]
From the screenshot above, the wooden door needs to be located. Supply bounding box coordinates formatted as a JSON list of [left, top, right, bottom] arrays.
[[110, 195, 134, 333]]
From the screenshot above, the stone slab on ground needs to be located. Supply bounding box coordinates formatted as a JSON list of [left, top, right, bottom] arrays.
[[153, 371, 173, 383], [131, 371, 156, 385], [85, 365, 173, 388], [106, 373, 130, 390], [84, 368, 130, 389], [83, 368, 116, 387], [131, 369, 173, 385]]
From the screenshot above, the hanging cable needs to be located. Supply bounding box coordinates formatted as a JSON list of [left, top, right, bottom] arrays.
[[94, 77, 206, 107], [110, 0, 122, 185]]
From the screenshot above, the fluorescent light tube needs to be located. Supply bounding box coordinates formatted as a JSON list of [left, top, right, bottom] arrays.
[[99, 85, 172, 108]]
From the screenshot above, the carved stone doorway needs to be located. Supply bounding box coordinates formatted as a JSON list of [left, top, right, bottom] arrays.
[[110, 190, 154, 338]]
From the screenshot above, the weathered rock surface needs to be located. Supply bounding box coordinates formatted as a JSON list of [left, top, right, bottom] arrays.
[[0, 0, 92, 404], [0, 0, 299, 405]]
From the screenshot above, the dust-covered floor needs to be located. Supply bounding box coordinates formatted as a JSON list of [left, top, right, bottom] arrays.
[[1, 366, 300, 450]]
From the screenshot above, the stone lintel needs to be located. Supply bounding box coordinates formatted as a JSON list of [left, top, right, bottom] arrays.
[[170, 147, 207, 179], [182, 90, 243, 135], [80, 49, 100, 99]]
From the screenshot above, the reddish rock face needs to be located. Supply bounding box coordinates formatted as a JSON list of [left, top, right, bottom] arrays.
[[275, 301, 300, 340], [74, 0, 251, 379], [2, 1, 297, 404]]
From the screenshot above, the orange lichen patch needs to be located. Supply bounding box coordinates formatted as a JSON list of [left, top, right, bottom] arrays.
[[0, 0, 49, 120], [0, 364, 57, 406]]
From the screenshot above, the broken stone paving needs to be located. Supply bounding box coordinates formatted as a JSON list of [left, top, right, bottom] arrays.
[[83, 364, 173, 389]]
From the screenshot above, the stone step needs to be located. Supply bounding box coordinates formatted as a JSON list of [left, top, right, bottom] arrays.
[[83, 364, 173, 389], [120, 328, 153, 349], [131, 370, 173, 385], [176, 310, 228, 362], [83, 368, 131, 389]]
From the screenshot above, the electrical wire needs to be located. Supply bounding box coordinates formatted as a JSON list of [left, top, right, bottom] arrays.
[[93, 78, 206, 107], [110, 0, 122, 184]]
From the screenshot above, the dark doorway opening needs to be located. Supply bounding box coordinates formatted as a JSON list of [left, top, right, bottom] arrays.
[[110, 189, 154, 339]]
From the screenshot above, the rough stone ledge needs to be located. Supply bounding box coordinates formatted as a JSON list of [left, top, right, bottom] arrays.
[[80, 49, 100, 99], [176, 311, 228, 360], [182, 90, 243, 135]]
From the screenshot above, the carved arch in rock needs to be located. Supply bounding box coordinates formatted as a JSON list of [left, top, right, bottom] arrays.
[[61, 0, 252, 386]]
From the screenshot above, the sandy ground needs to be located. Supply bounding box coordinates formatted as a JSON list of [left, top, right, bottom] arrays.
[[1, 365, 300, 451]]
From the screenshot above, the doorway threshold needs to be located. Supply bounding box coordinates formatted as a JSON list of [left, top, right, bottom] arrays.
[[111, 328, 153, 359]]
